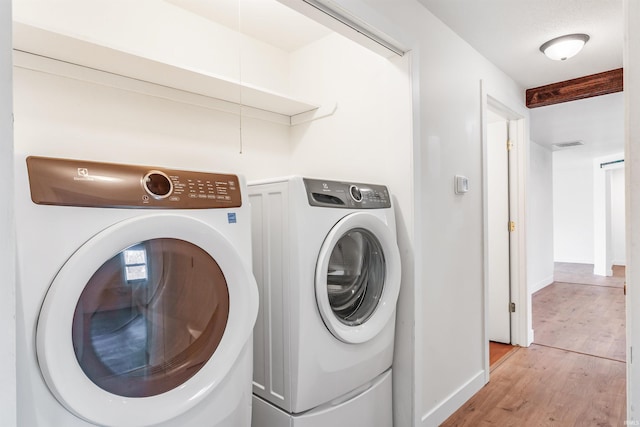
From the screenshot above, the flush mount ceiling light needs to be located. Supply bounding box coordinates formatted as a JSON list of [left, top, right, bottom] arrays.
[[540, 33, 590, 61]]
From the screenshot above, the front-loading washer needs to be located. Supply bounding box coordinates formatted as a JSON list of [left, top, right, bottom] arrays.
[[248, 176, 401, 427], [15, 156, 258, 427]]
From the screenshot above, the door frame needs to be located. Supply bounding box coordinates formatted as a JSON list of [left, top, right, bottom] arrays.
[[481, 82, 530, 382]]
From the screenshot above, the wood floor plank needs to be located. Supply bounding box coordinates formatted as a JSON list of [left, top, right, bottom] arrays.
[[554, 262, 625, 288], [443, 263, 626, 425], [440, 345, 626, 426], [533, 282, 626, 361]]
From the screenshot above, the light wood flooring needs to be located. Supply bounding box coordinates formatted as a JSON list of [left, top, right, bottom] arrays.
[[441, 263, 626, 426]]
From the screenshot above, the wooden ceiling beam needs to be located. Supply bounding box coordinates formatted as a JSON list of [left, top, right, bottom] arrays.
[[526, 68, 623, 108]]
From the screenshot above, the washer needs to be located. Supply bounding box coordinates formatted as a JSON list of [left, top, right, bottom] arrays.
[[249, 176, 401, 427], [15, 156, 258, 427]]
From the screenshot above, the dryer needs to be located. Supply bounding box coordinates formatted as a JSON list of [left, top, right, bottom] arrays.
[[249, 176, 401, 427], [15, 156, 259, 427]]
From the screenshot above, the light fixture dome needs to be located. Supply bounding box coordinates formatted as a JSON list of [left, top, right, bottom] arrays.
[[540, 33, 590, 61]]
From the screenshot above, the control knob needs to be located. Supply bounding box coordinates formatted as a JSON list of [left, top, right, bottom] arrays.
[[143, 170, 173, 199], [349, 185, 363, 202]]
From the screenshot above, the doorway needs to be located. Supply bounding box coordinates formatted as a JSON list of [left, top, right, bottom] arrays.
[[487, 108, 511, 345], [482, 91, 528, 379]]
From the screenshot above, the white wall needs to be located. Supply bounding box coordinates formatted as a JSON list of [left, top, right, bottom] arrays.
[[527, 141, 554, 293], [552, 149, 595, 263], [12, 65, 293, 178], [417, 13, 525, 424], [348, 0, 528, 425], [552, 148, 625, 272], [611, 167, 626, 265], [288, 33, 413, 208], [0, 0, 16, 425], [626, 0, 640, 421]]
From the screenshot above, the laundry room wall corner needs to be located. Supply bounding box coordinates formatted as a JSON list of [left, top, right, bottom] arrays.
[[0, 0, 16, 425]]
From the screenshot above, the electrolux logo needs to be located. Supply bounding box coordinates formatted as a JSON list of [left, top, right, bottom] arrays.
[[74, 167, 94, 181]]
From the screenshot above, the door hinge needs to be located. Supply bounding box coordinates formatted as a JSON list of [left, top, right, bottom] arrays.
[[507, 140, 514, 151], [508, 221, 516, 232], [510, 302, 516, 313]]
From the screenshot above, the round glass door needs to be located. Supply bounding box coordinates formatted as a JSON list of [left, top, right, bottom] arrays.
[[326, 228, 385, 327], [72, 238, 229, 398], [315, 212, 401, 344]]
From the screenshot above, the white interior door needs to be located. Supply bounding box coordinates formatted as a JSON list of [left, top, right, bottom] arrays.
[[487, 115, 511, 343]]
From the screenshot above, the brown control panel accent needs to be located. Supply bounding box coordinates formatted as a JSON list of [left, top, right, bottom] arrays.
[[27, 156, 242, 209]]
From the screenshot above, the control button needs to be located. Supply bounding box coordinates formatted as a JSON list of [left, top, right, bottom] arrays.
[[143, 171, 173, 199], [349, 185, 363, 202]]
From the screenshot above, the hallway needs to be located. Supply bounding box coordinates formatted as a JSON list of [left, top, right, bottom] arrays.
[[440, 263, 626, 426]]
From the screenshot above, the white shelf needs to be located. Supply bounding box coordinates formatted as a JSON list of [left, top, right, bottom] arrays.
[[13, 22, 321, 124]]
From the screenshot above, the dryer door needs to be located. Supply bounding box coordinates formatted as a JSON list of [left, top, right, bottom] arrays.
[[36, 214, 258, 427], [315, 212, 401, 344]]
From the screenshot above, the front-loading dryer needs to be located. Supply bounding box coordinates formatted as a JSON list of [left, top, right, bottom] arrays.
[[15, 156, 258, 427], [249, 176, 401, 427]]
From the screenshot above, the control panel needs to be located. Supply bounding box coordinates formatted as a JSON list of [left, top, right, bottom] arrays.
[[27, 156, 242, 209], [303, 178, 391, 209]]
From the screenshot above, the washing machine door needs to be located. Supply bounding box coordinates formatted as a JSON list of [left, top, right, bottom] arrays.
[[315, 211, 401, 344], [36, 214, 258, 427]]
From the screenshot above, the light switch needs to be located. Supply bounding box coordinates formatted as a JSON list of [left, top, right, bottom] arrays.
[[454, 175, 469, 194]]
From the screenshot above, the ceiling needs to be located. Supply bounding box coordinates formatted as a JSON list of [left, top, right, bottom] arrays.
[[164, 0, 625, 156], [417, 0, 623, 90], [165, 0, 330, 52], [418, 0, 625, 156], [530, 92, 624, 156]]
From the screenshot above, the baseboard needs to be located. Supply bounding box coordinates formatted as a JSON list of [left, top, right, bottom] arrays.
[[530, 275, 554, 294], [612, 260, 626, 267], [554, 259, 593, 265], [419, 370, 485, 427]]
